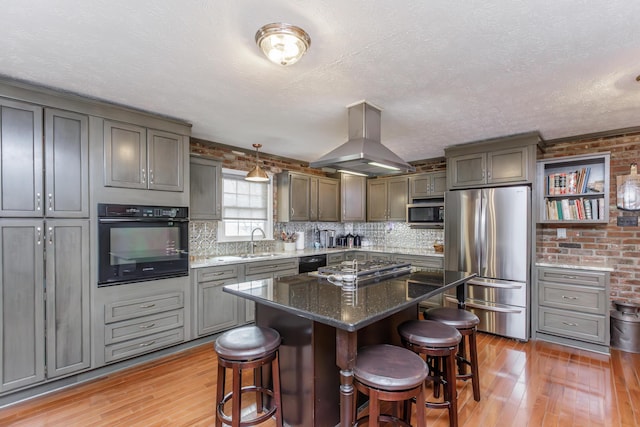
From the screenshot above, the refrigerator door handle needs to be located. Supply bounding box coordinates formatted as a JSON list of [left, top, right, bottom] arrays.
[[445, 296, 524, 314], [467, 278, 524, 290], [479, 190, 487, 271]]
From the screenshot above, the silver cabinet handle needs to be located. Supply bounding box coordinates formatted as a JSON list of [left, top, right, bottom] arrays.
[[36, 227, 42, 245], [139, 303, 156, 309], [562, 275, 578, 280], [36, 193, 41, 211], [561, 295, 579, 300], [48, 226, 53, 245], [467, 278, 523, 290], [141, 168, 147, 184], [562, 321, 578, 327], [139, 323, 156, 329], [48, 193, 53, 211], [139, 340, 156, 347], [149, 169, 154, 184], [291, 208, 295, 216]]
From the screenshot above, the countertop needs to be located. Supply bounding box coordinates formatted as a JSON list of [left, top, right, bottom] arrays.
[[535, 262, 614, 272], [223, 269, 475, 332], [190, 246, 444, 269]]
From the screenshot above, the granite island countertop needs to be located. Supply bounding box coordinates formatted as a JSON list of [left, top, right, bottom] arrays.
[[223, 269, 475, 332]]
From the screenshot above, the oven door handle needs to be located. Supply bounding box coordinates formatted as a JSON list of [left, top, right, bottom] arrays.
[[445, 296, 523, 314], [99, 218, 189, 223], [467, 278, 523, 290]]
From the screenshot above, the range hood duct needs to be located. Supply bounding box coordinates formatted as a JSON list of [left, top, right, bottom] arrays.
[[310, 101, 415, 176]]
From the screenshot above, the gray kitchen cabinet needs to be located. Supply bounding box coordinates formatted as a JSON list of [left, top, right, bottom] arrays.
[[367, 176, 408, 221], [0, 220, 45, 392], [277, 172, 311, 221], [194, 265, 242, 337], [244, 257, 299, 280], [45, 220, 91, 378], [104, 120, 184, 192], [327, 252, 346, 264], [189, 156, 222, 220], [535, 266, 610, 353], [0, 219, 90, 390], [0, 99, 43, 217], [445, 132, 540, 189], [104, 292, 185, 362], [44, 109, 89, 218], [344, 251, 368, 262], [339, 174, 366, 222], [311, 176, 340, 222], [409, 172, 446, 199]]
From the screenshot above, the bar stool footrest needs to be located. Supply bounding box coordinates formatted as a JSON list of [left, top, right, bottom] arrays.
[[217, 386, 277, 426]]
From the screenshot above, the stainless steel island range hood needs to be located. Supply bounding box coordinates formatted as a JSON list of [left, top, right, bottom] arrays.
[[310, 101, 415, 176]]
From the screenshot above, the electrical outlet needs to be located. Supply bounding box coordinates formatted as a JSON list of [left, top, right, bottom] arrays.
[[557, 228, 566, 239]]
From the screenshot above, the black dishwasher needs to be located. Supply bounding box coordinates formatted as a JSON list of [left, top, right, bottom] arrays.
[[298, 254, 327, 273]]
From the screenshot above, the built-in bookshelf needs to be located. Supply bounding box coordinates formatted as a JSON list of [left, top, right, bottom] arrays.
[[536, 153, 610, 224]]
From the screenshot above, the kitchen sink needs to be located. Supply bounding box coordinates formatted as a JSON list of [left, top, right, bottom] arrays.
[[240, 252, 284, 259], [207, 255, 244, 262]]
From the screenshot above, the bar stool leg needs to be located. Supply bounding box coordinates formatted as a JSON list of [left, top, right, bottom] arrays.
[[271, 352, 284, 427], [446, 350, 458, 427], [369, 389, 381, 427], [215, 363, 225, 427], [232, 365, 242, 426], [469, 331, 480, 402]]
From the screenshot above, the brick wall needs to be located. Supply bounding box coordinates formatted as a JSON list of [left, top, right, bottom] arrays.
[[537, 131, 640, 304]]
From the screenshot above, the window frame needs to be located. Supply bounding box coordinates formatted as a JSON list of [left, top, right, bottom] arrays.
[[216, 168, 274, 243]]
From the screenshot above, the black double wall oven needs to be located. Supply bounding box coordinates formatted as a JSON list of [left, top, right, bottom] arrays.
[[98, 203, 189, 286]]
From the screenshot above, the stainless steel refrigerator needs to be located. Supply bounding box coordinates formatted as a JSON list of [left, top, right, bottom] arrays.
[[444, 186, 530, 340]]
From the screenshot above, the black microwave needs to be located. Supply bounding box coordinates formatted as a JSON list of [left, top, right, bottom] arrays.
[[406, 200, 444, 227]]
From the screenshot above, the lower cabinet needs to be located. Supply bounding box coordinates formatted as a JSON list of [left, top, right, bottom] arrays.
[[535, 266, 610, 352], [103, 292, 185, 363], [0, 219, 90, 392], [194, 264, 243, 337]]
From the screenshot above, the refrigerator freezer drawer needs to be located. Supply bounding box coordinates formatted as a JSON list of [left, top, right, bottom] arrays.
[[446, 277, 527, 307], [444, 296, 528, 341]]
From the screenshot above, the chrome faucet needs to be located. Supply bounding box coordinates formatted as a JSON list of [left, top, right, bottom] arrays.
[[250, 227, 266, 254]]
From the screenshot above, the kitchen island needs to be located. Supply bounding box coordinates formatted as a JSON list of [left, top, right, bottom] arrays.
[[223, 268, 476, 427]]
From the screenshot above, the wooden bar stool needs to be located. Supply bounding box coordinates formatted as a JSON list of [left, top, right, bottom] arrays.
[[353, 344, 428, 427], [398, 319, 462, 427], [214, 325, 283, 427], [424, 307, 481, 402]]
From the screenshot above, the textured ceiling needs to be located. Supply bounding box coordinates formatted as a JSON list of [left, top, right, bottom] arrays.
[[1, 1, 640, 163]]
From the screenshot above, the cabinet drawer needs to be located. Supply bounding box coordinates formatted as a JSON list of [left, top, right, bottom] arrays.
[[538, 307, 606, 344], [105, 292, 184, 323], [105, 309, 184, 345], [394, 254, 444, 269], [245, 258, 298, 277], [105, 328, 184, 363], [327, 252, 345, 264], [539, 282, 607, 314], [538, 267, 605, 287], [196, 264, 239, 283], [367, 252, 394, 262]]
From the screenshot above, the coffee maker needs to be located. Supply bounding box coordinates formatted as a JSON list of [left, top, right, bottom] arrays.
[[321, 229, 336, 248]]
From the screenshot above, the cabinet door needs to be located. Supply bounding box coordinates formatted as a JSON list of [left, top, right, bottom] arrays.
[[310, 176, 318, 221], [431, 172, 447, 196], [487, 147, 528, 184], [409, 174, 431, 199], [0, 220, 45, 392], [198, 281, 239, 335], [387, 177, 408, 221], [104, 120, 147, 189], [341, 174, 366, 222], [448, 153, 486, 188], [190, 157, 222, 220], [45, 220, 90, 378], [0, 99, 43, 217], [147, 129, 184, 192], [317, 177, 340, 222], [289, 173, 310, 221], [367, 180, 388, 221], [44, 109, 89, 218]]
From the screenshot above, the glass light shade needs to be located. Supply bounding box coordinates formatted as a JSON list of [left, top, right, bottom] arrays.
[[255, 23, 311, 66]]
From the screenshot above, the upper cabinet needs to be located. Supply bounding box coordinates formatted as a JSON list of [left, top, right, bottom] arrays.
[[367, 176, 408, 221], [445, 132, 540, 189], [536, 153, 610, 224], [409, 171, 446, 199], [0, 100, 89, 218], [277, 171, 339, 222], [104, 120, 184, 192], [339, 173, 366, 222], [189, 156, 222, 220]]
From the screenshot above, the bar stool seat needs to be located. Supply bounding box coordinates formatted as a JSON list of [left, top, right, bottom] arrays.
[[353, 344, 428, 427], [214, 325, 283, 427], [425, 307, 481, 402], [398, 319, 462, 427]]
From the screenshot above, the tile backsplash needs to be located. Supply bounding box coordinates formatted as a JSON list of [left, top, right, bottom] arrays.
[[189, 221, 443, 258]]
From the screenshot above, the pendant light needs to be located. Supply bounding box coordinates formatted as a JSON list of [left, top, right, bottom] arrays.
[[245, 143, 269, 182], [255, 23, 311, 66]]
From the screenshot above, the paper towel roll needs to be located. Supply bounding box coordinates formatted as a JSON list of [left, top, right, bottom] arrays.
[[295, 231, 305, 250]]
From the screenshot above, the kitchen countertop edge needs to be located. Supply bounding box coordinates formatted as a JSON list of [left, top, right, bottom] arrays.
[[535, 262, 614, 272]]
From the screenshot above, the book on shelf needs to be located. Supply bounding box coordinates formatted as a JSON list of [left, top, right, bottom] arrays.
[[544, 197, 603, 221], [546, 167, 594, 196]]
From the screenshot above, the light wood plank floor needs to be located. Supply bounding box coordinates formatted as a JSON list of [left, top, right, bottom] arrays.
[[1, 332, 639, 426]]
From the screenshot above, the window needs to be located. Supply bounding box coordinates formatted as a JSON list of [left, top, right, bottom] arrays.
[[218, 168, 273, 242]]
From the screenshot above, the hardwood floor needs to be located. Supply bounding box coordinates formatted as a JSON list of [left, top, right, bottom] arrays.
[[1, 332, 639, 426]]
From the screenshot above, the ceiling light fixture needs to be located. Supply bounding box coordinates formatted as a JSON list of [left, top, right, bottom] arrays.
[[255, 23, 311, 66], [245, 144, 269, 182]]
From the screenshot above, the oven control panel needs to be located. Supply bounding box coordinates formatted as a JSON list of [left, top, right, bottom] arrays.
[[98, 203, 188, 219]]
